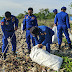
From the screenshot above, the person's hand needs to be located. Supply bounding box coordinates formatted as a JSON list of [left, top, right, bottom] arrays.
[[68, 28, 71, 33], [15, 26, 18, 31], [21, 30, 24, 34], [38, 44, 43, 48]]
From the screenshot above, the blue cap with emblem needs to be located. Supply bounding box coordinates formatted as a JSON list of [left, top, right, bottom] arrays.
[[61, 7, 66, 10], [53, 9, 57, 13]]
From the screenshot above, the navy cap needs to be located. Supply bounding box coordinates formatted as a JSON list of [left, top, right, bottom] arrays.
[[61, 7, 66, 10], [53, 9, 57, 13], [28, 7, 33, 11]]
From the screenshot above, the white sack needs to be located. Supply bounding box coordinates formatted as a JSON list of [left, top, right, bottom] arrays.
[[21, 23, 23, 30], [52, 26, 58, 43], [63, 31, 72, 41], [30, 45, 63, 71]]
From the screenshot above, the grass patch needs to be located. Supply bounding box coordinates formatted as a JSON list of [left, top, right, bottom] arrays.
[[54, 54, 72, 72]]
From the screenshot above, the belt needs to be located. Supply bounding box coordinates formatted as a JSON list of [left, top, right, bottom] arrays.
[[26, 28, 31, 30], [6, 30, 14, 32]]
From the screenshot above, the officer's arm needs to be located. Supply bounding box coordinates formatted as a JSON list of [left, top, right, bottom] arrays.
[[41, 28, 54, 45], [49, 28, 54, 36], [38, 35, 44, 44], [1, 20, 5, 32], [41, 33, 49, 45], [33, 36, 39, 45], [66, 14, 70, 28], [22, 16, 26, 31], [54, 15, 58, 26], [35, 17, 38, 26]]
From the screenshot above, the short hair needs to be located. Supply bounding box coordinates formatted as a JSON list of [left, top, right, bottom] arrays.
[[28, 7, 33, 11], [30, 26, 39, 36], [5, 11, 11, 18]]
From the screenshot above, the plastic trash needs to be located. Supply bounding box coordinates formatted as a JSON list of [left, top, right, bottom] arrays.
[[30, 45, 63, 71], [52, 26, 58, 43]]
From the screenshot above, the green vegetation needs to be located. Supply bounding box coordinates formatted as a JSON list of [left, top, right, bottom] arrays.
[[61, 57, 72, 72], [54, 53, 72, 72]]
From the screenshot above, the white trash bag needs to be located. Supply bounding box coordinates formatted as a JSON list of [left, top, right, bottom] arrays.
[[21, 23, 23, 30], [63, 31, 72, 41], [30, 45, 63, 71], [52, 26, 58, 43], [68, 31, 72, 40]]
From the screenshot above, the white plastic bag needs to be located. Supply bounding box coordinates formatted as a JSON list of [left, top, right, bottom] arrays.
[[63, 31, 72, 41], [68, 32, 72, 40], [52, 26, 58, 43], [21, 23, 23, 30], [30, 45, 63, 71]]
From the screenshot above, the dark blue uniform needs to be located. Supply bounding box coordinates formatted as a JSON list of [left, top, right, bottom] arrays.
[[34, 25, 54, 53], [54, 11, 71, 45], [22, 14, 38, 49], [1, 15, 18, 53]]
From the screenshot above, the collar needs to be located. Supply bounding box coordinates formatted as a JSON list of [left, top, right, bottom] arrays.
[[28, 14, 33, 16]]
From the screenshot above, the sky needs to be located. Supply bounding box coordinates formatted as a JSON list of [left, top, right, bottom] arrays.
[[0, 0, 72, 16]]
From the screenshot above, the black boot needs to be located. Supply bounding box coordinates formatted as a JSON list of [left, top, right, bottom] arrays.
[[68, 43, 72, 50], [3, 53, 6, 60], [59, 44, 61, 50]]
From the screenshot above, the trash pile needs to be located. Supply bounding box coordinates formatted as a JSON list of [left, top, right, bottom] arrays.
[[0, 28, 72, 72]]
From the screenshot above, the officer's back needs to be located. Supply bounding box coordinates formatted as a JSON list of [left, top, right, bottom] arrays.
[[56, 12, 68, 25]]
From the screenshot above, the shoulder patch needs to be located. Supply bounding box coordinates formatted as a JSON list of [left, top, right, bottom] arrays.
[[32, 17, 35, 20], [1, 22, 4, 25], [12, 17, 15, 22], [5, 22, 9, 25], [44, 32, 47, 35]]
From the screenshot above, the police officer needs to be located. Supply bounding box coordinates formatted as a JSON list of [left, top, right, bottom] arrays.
[[1, 11, 18, 60], [54, 7, 72, 49], [53, 9, 58, 27], [30, 26, 54, 53], [22, 7, 38, 53], [53, 9, 58, 15]]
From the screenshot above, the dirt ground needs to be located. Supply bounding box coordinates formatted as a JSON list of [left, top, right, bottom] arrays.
[[0, 27, 72, 72]]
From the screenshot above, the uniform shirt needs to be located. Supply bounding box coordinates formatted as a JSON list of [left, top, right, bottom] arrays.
[[22, 14, 38, 30], [34, 25, 54, 45], [54, 11, 70, 28], [1, 15, 18, 33]]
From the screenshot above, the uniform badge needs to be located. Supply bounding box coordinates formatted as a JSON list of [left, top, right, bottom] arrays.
[[44, 32, 47, 35], [12, 17, 15, 22], [41, 33, 44, 35], [5, 22, 9, 25], [1, 22, 4, 25], [32, 17, 35, 20]]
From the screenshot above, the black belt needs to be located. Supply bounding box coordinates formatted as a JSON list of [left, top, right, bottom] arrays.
[[6, 30, 14, 32], [26, 28, 31, 30]]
